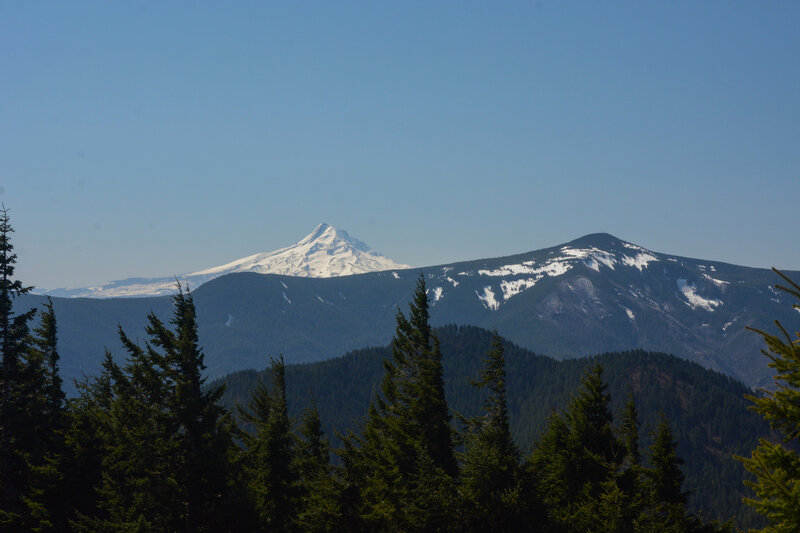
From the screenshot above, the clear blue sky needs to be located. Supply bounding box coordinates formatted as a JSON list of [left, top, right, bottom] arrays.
[[2, 1, 799, 289]]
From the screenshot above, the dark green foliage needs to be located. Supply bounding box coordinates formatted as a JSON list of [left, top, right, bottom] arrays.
[[239, 356, 298, 532], [0, 206, 37, 528], [23, 298, 69, 532], [341, 273, 458, 530], [648, 417, 688, 508], [70, 285, 237, 532], [459, 332, 528, 531], [737, 269, 800, 532], [218, 325, 770, 528]]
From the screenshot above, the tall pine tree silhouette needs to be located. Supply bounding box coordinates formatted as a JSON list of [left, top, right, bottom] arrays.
[[345, 272, 457, 530], [0, 206, 37, 528]]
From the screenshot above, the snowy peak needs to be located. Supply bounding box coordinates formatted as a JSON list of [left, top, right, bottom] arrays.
[[194, 222, 409, 279], [41, 224, 412, 298], [295, 222, 372, 254]]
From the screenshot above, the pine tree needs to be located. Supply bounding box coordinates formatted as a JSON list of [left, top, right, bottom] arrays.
[[528, 363, 620, 531], [459, 332, 525, 531], [293, 402, 344, 533], [63, 352, 117, 528], [564, 363, 619, 505], [0, 206, 37, 528], [644, 416, 689, 530], [158, 285, 235, 531], [343, 272, 457, 530], [73, 285, 237, 531], [240, 356, 298, 532], [23, 299, 68, 532], [616, 394, 646, 529], [294, 402, 330, 488], [737, 269, 800, 532]]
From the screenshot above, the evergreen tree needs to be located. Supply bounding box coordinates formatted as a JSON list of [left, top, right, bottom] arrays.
[[158, 286, 235, 531], [0, 206, 37, 528], [63, 352, 117, 528], [293, 402, 345, 533], [527, 411, 571, 526], [643, 416, 689, 530], [73, 285, 237, 532], [240, 356, 298, 532], [459, 332, 525, 531], [23, 299, 68, 532], [528, 363, 621, 531], [737, 269, 800, 532], [648, 416, 687, 508], [294, 402, 329, 482], [343, 272, 457, 530], [616, 394, 646, 529]]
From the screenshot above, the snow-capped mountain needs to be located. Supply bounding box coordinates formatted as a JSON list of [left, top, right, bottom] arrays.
[[25, 232, 800, 392], [40, 223, 411, 298]]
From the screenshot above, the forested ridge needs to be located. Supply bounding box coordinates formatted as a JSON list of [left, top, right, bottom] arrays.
[[1, 208, 799, 532], [217, 325, 770, 528]]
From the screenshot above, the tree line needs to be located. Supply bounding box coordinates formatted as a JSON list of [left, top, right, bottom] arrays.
[[1, 207, 797, 532]]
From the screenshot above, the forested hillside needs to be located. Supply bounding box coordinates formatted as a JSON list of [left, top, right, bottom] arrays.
[[217, 325, 770, 528]]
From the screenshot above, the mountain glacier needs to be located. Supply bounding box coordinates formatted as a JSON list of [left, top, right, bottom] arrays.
[[40, 223, 411, 298]]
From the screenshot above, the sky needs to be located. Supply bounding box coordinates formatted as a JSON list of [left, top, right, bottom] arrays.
[[2, 1, 799, 289]]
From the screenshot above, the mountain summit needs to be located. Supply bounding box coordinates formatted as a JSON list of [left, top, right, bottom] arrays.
[[41, 223, 411, 298], [190, 222, 408, 279]]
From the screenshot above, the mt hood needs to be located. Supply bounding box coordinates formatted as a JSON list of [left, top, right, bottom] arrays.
[[41, 223, 411, 298]]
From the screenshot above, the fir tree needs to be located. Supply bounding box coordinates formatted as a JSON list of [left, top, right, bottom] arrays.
[[158, 285, 235, 531], [737, 269, 800, 532], [644, 416, 689, 530], [74, 285, 237, 532], [23, 299, 68, 532], [0, 206, 37, 528], [459, 332, 525, 531], [343, 272, 457, 530], [240, 356, 298, 532], [293, 402, 345, 533], [566, 364, 620, 498]]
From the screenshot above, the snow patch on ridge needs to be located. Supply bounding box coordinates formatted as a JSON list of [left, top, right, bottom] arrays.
[[620, 253, 658, 271], [677, 279, 722, 311], [500, 278, 541, 300], [478, 260, 571, 278], [703, 274, 729, 287], [560, 247, 617, 271], [430, 286, 444, 303], [477, 286, 500, 311]]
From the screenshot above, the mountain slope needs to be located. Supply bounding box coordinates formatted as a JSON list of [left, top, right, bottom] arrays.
[[22, 232, 799, 391], [214, 325, 769, 528], [38, 223, 411, 298]]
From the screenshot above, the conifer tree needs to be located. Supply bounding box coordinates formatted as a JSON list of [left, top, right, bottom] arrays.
[[158, 285, 235, 531], [294, 401, 330, 488], [737, 269, 800, 532], [293, 402, 345, 533], [0, 206, 37, 528], [23, 299, 69, 532], [63, 352, 117, 528], [240, 356, 298, 532], [528, 364, 620, 531], [459, 332, 525, 531], [73, 285, 237, 532], [559, 362, 619, 512], [344, 272, 457, 530], [643, 416, 689, 529]]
